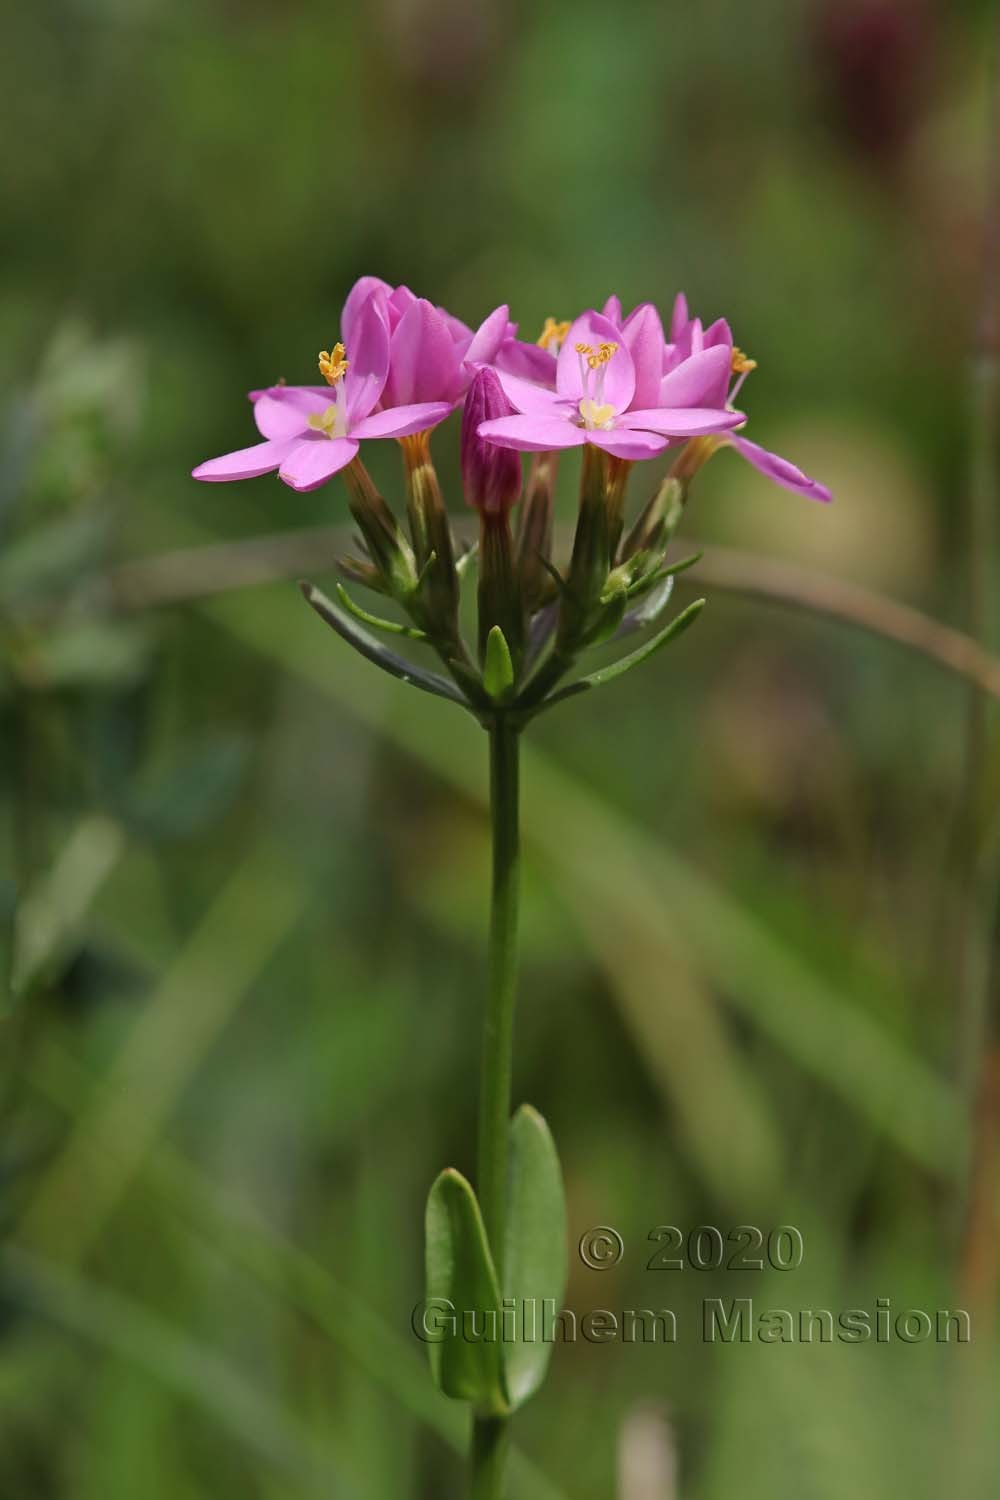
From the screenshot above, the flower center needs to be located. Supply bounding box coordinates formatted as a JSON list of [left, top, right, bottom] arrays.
[[574, 340, 620, 418], [318, 341, 349, 386], [307, 403, 347, 440], [537, 316, 571, 352], [578, 398, 616, 430]]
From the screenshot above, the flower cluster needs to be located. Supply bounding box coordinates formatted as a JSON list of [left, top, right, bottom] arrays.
[[193, 277, 830, 721]]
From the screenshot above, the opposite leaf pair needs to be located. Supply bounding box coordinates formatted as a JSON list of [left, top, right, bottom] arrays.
[[425, 1105, 568, 1415]]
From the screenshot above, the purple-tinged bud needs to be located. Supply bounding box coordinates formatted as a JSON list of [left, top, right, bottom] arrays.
[[461, 368, 522, 516]]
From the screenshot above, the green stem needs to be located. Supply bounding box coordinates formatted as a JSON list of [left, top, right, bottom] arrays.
[[471, 715, 521, 1500], [471, 1415, 511, 1500]]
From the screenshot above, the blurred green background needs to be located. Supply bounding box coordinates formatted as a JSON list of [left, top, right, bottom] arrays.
[[2, 0, 999, 1495]]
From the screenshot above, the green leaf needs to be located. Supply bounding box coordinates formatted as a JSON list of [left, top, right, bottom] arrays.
[[333, 583, 427, 640], [424, 1169, 509, 1415], [546, 598, 706, 707], [503, 1106, 568, 1409], [483, 625, 515, 702], [626, 551, 702, 600], [300, 581, 466, 707]]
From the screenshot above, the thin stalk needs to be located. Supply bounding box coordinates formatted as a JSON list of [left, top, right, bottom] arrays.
[[471, 716, 521, 1500]]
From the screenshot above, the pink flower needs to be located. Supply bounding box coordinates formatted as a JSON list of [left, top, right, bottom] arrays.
[[479, 310, 743, 461], [192, 296, 453, 493], [343, 276, 510, 407], [667, 294, 832, 503]]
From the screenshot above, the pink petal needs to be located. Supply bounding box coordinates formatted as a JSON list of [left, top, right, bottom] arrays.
[[731, 435, 832, 502], [602, 294, 624, 325], [495, 370, 568, 415], [478, 415, 586, 453], [192, 437, 296, 482], [341, 276, 393, 348], [440, 308, 474, 345], [557, 310, 636, 411], [670, 316, 704, 365], [462, 304, 510, 369], [659, 346, 732, 411], [589, 428, 670, 460], [278, 436, 359, 491], [384, 297, 461, 407], [344, 295, 390, 424], [670, 292, 690, 341], [621, 303, 666, 410], [703, 318, 733, 351], [352, 401, 454, 439], [252, 388, 323, 440], [387, 285, 417, 326], [621, 406, 744, 437], [495, 339, 558, 386]]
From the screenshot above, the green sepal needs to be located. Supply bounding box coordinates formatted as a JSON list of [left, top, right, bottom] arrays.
[[582, 585, 628, 649], [334, 583, 428, 641], [544, 597, 706, 708], [300, 581, 466, 706], [503, 1106, 568, 1409], [538, 556, 571, 600], [336, 555, 389, 595], [483, 625, 515, 702], [424, 1169, 510, 1415], [413, 548, 439, 592]]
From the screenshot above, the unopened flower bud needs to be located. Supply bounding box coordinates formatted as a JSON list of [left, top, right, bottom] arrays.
[[462, 369, 522, 516]]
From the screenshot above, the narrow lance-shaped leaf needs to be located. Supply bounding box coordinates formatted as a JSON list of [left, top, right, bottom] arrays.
[[541, 598, 706, 709], [424, 1169, 509, 1415], [334, 582, 428, 640], [300, 581, 466, 706]]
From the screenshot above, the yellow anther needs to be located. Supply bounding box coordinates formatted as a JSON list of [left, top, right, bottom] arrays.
[[586, 341, 618, 369], [575, 341, 594, 356], [537, 317, 571, 351], [731, 346, 757, 376], [318, 341, 349, 386]]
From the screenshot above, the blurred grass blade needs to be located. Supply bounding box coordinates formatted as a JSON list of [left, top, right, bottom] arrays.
[[1, 1246, 355, 1496], [9, 816, 126, 1008], [17, 849, 302, 1259]]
